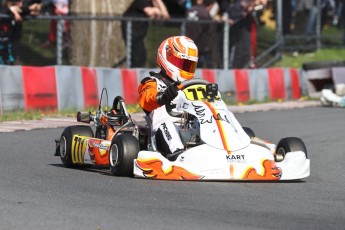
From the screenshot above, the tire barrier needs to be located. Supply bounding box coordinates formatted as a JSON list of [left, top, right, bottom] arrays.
[[0, 65, 308, 112], [302, 61, 345, 98]]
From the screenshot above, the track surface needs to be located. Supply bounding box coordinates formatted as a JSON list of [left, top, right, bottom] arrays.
[[1, 107, 345, 230]]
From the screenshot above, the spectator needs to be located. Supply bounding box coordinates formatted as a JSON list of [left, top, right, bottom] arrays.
[[216, 0, 230, 14], [341, 0, 345, 45], [332, 0, 343, 26], [321, 0, 336, 28], [121, 0, 169, 68], [153, 0, 170, 19], [0, 0, 19, 64], [295, 0, 317, 36], [0, 0, 41, 64], [295, 0, 338, 37], [224, 0, 266, 68], [186, 0, 216, 68], [272, 0, 294, 35], [212, 0, 229, 68], [162, 0, 188, 17], [42, 0, 69, 48]]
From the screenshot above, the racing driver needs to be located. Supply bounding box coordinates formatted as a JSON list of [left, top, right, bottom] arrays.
[[137, 36, 198, 161]]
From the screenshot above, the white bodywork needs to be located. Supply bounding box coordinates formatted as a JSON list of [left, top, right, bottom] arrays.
[[134, 83, 310, 181]]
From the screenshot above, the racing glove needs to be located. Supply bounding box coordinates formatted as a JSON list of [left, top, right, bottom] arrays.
[[156, 83, 179, 105]]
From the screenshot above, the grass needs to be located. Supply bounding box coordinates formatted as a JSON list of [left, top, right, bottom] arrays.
[[0, 104, 143, 122], [0, 109, 75, 122], [273, 48, 345, 68]]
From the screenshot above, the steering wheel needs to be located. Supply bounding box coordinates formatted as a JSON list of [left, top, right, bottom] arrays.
[[166, 79, 211, 117], [179, 79, 210, 89]]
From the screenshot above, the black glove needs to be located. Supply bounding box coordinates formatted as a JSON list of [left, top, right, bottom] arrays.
[[156, 83, 179, 105]]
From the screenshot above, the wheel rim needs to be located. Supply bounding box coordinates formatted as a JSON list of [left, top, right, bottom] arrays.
[[110, 144, 119, 167], [60, 136, 67, 158], [275, 147, 285, 162]]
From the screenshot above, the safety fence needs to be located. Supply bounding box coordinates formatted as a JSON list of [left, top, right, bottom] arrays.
[[1, 0, 344, 69], [0, 65, 307, 114]]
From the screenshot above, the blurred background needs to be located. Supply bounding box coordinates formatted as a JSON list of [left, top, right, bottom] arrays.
[[0, 0, 344, 69]]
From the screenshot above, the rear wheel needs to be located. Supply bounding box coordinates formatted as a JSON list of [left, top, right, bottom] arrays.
[[275, 137, 307, 162], [109, 134, 140, 177], [60, 125, 94, 167]]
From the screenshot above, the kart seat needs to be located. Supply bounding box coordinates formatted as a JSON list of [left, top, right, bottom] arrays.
[[107, 112, 128, 126], [178, 128, 200, 147]]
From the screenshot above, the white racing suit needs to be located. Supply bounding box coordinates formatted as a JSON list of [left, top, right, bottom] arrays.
[[150, 105, 184, 154], [138, 72, 184, 157]]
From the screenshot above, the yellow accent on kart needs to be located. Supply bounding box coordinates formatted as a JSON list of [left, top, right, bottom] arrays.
[[183, 84, 220, 101], [71, 135, 87, 164]]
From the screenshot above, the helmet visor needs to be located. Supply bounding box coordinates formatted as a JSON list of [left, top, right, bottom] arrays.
[[167, 54, 197, 73]]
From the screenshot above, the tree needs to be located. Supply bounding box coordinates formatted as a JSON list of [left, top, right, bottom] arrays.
[[69, 0, 132, 67]]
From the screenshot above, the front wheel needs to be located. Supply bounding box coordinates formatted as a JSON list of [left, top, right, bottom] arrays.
[[109, 134, 140, 177], [275, 137, 308, 162], [60, 125, 94, 167]]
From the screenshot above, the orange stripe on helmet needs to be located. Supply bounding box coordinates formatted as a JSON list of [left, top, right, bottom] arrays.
[[174, 36, 186, 54]]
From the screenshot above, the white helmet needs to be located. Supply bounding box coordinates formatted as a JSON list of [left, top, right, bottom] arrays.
[[157, 36, 198, 82]]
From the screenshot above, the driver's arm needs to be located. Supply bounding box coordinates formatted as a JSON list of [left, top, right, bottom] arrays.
[[137, 79, 161, 113]]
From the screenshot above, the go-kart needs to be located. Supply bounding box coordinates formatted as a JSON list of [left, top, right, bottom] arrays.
[[55, 80, 310, 181], [54, 88, 148, 176], [133, 79, 310, 180]]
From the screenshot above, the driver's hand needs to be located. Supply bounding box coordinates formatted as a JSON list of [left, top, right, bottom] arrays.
[[156, 83, 179, 105]]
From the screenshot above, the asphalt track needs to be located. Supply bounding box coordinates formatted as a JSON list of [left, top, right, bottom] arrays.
[[1, 106, 345, 230]]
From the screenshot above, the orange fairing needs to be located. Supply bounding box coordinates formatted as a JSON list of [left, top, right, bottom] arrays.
[[88, 139, 109, 165], [136, 158, 204, 180], [241, 160, 281, 180], [107, 128, 115, 141], [100, 115, 116, 141]]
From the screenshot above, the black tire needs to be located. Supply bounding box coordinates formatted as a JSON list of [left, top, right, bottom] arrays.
[[109, 134, 140, 177], [302, 60, 345, 71], [242, 127, 255, 138], [60, 125, 94, 167], [276, 137, 308, 162]]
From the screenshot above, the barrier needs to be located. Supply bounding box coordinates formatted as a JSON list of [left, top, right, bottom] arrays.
[[302, 61, 345, 98], [267, 68, 286, 100], [81, 67, 99, 108], [234, 69, 250, 103], [22, 66, 58, 111], [0, 65, 306, 112], [0, 66, 25, 112]]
